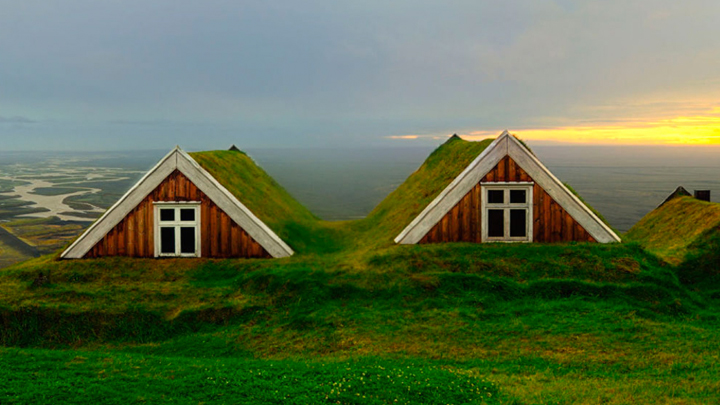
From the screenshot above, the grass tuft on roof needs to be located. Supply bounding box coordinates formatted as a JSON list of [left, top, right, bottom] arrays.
[[625, 196, 720, 265]]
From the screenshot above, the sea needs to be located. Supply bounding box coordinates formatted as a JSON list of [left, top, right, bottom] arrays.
[[2, 144, 720, 233]]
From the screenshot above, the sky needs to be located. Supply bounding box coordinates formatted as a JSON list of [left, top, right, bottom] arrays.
[[1, 0, 720, 150]]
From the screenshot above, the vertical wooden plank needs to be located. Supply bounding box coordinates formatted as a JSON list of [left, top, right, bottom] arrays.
[[104, 229, 112, 256], [534, 184, 542, 242], [147, 203, 154, 257], [177, 171, 183, 199], [476, 184, 483, 242], [451, 204, 459, 242], [246, 233, 255, 257], [189, 181, 198, 200], [158, 175, 167, 200], [439, 216, 447, 241], [111, 227, 119, 256], [563, 211, 574, 242], [462, 191, 475, 242], [115, 220, 125, 256], [507, 158, 516, 182], [157, 173, 167, 201], [167, 172, 176, 201], [553, 202, 563, 243], [457, 201, 464, 242], [497, 157, 506, 181], [469, 184, 477, 243], [137, 202, 145, 257], [239, 228, 249, 256], [201, 200, 210, 257], [231, 223, 240, 256], [209, 204, 218, 257], [127, 210, 136, 257], [220, 212, 230, 257], [246, 229, 254, 257], [574, 222, 583, 242], [543, 190, 552, 242]]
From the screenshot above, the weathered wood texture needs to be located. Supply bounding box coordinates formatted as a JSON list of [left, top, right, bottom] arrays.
[[419, 156, 596, 244], [85, 170, 270, 258]]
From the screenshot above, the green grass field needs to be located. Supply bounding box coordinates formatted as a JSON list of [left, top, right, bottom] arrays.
[[1, 138, 719, 404], [1, 240, 718, 404]]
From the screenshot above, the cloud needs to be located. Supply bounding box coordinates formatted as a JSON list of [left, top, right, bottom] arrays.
[[0, 116, 37, 124], [386, 135, 420, 140], [1, 1, 720, 149]]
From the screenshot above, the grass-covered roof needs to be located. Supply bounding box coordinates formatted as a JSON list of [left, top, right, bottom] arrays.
[[190, 149, 317, 229], [189, 136, 496, 255], [625, 195, 720, 264]]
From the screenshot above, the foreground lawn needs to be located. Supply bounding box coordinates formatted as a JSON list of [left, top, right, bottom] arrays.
[[1, 242, 719, 404], [0, 349, 499, 404]]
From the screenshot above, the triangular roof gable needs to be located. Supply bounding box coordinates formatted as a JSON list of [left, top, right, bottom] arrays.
[[61, 147, 294, 259], [395, 131, 621, 244]]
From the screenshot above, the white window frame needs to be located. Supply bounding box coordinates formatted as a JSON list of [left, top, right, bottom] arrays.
[[481, 182, 534, 243], [153, 202, 201, 257]]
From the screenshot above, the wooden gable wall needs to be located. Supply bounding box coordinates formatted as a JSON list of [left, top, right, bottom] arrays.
[[419, 156, 596, 244], [85, 170, 270, 258]]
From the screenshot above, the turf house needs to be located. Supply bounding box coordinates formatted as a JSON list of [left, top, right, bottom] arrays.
[[395, 131, 621, 245], [626, 186, 720, 265], [61, 147, 294, 259]]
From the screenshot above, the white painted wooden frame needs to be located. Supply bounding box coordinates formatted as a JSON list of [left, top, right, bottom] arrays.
[[395, 131, 621, 244], [61, 147, 294, 259], [480, 183, 533, 243], [153, 202, 201, 258]]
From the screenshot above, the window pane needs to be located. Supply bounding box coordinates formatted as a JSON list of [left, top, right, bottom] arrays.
[[510, 189, 527, 204], [160, 227, 175, 254], [510, 209, 527, 237], [180, 227, 196, 254], [160, 208, 175, 222], [488, 209, 504, 237], [180, 208, 195, 222], [487, 190, 504, 204]]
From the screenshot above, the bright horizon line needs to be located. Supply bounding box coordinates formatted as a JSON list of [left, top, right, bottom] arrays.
[[388, 108, 720, 146]]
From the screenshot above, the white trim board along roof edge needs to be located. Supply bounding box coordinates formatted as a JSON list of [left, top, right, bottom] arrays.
[[394, 131, 621, 245], [61, 147, 294, 259]]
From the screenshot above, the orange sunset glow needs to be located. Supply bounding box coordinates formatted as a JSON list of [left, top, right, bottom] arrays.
[[388, 108, 720, 145], [464, 110, 720, 145]]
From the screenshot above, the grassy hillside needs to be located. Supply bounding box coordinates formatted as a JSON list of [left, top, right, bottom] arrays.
[[625, 196, 720, 264], [2, 240, 719, 403]]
